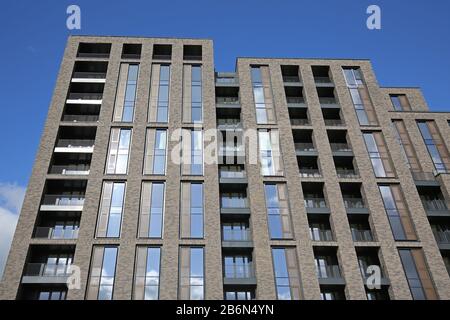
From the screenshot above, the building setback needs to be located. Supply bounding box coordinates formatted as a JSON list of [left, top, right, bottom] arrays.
[[1, 35, 450, 300]]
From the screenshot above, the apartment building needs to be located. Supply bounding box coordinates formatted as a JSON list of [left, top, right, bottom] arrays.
[[1, 35, 450, 300]]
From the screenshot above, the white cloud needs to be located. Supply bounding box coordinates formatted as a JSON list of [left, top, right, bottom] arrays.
[[0, 183, 26, 280]]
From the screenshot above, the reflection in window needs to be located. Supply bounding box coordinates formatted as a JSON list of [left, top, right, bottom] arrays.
[[106, 128, 131, 174], [87, 246, 118, 300], [97, 182, 125, 238], [264, 184, 292, 239], [133, 247, 161, 300], [379, 185, 406, 240], [139, 182, 165, 238], [418, 121, 447, 173], [363, 133, 386, 177], [179, 247, 204, 300]]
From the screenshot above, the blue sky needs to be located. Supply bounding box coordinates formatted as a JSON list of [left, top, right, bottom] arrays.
[[0, 0, 449, 276]]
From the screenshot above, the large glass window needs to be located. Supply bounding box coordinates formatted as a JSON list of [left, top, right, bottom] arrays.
[[179, 247, 204, 300], [258, 130, 283, 176], [157, 65, 170, 122], [251, 66, 275, 124], [97, 182, 125, 238], [139, 182, 165, 238], [180, 182, 204, 238], [87, 246, 118, 300], [191, 130, 203, 175], [398, 249, 426, 300], [133, 247, 161, 300], [144, 129, 167, 175], [264, 184, 292, 239], [106, 128, 131, 174], [418, 121, 447, 173], [363, 133, 386, 177], [379, 185, 406, 240], [272, 248, 291, 300]]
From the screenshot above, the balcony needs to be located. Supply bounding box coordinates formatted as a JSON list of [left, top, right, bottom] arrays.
[[216, 97, 240, 108], [66, 82, 104, 104], [40, 195, 85, 211], [319, 97, 339, 108], [33, 226, 79, 240], [222, 228, 253, 248], [431, 223, 450, 249], [152, 44, 172, 60], [281, 65, 301, 85], [54, 139, 95, 153], [312, 66, 333, 87], [411, 171, 440, 186], [324, 119, 345, 126], [219, 165, 247, 184], [300, 168, 321, 178], [295, 143, 316, 152], [77, 43, 111, 59], [217, 119, 242, 130], [72, 72, 106, 83], [283, 75, 301, 84], [330, 143, 352, 153], [49, 164, 90, 175], [309, 217, 334, 241], [343, 198, 368, 214], [220, 185, 250, 215], [22, 263, 72, 284], [215, 72, 239, 86], [336, 168, 359, 179], [121, 44, 141, 60], [183, 44, 202, 61], [315, 77, 333, 85], [286, 97, 306, 107], [223, 259, 256, 285], [418, 186, 450, 217]]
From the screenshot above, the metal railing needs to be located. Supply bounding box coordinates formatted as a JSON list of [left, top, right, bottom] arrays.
[[286, 97, 305, 104], [336, 168, 359, 178], [222, 229, 251, 242], [316, 264, 341, 278], [68, 93, 103, 100], [72, 72, 106, 79], [343, 198, 366, 209], [290, 118, 310, 126], [295, 143, 315, 152], [34, 227, 79, 239], [310, 229, 333, 241], [304, 198, 327, 208], [56, 139, 95, 148], [49, 165, 90, 175], [351, 229, 373, 241], [41, 195, 85, 206], [62, 114, 99, 122], [219, 169, 246, 179], [24, 263, 72, 277], [422, 199, 448, 211], [330, 143, 352, 152], [221, 197, 248, 209], [283, 76, 301, 83], [324, 119, 345, 126], [299, 168, 321, 178]]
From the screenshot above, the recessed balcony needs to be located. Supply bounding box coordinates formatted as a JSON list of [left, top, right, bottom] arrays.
[[71, 61, 107, 83], [281, 65, 302, 85], [312, 66, 334, 87], [40, 180, 87, 212], [219, 165, 247, 184], [66, 83, 104, 105], [223, 254, 256, 286], [215, 72, 239, 87], [54, 126, 96, 153]]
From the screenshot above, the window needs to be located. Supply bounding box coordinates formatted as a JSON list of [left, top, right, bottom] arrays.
[[182, 130, 203, 175], [179, 247, 204, 300], [133, 247, 161, 300], [390, 95, 403, 111], [398, 249, 437, 300], [96, 182, 125, 238], [106, 128, 131, 174], [144, 129, 167, 175], [38, 290, 67, 300], [183, 65, 202, 123], [264, 184, 293, 239], [272, 248, 301, 300], [139, 182, 165, 238], [258, 130, 283, 176], [180, 183, 204, 238], [363, 132, 395, 178], [87, 246, 118, 300], [149, 64, 170, 123], [379, 185, 416, 241], [251, 66, 275, 124], [418, 121, 448, 173], [114, 64, 139, 122]]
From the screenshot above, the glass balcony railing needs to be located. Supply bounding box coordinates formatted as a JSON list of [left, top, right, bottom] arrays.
[[286, 97, 305, 104], [299, 168, 321, 178], [41, 195, 85, 206], [421, 199, 448, 211], [62, 114, 99, 122], [216, 77, 238, 85], [222, 229, 251, 242], [319, 97, 337, 105], [219, 169, 246, 179], [324, 119, 345, 126], [283, 76, 301, 83], [224, 263, 255, 279], [56, 139, 95, 148], [314, 77, 332, 84], [330, 143, 352, 152], [216, 97, 240, 105], [49, 165, 90, 175], [343, 198, 366, 209], [351, 229, 373, 242], [316, 264, 341, 279], [67, 93, 103, 100], [432, 229, 450, 244], [24, 263, 72, 277], [34, 227, 79, 239], [310, 229, 333, 241], [290, 118, 309, 126], [72, 72, 106, 79], [304, 198, 327, 208], [336, 168, 359, 178], [295, 143, 315, 152], [221, 197, 248, 209]]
